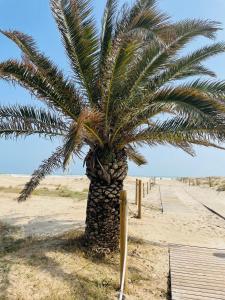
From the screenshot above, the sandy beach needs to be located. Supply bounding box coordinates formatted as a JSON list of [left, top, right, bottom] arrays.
[[0, 175, 225, 299]]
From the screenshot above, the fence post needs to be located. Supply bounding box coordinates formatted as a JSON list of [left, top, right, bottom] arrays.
[[120, 190, 128, 293], [143, 182, 145, 198], [149, 178, 151, 190], [209, 177, 212, 188], [147, 182, 149, 194], [138, 180, 142, 219], [135, 179, 138, 205]]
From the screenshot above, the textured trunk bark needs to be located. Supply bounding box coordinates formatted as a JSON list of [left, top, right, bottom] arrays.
[[84, 148, 128, 253], [85, 179, 123, 252]]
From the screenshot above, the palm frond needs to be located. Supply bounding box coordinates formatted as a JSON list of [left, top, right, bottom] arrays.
[[0, 105, 67, 132], [151, 86, 225, 118], [0, 60, 79, 118], [168, 65, 216, 80], [115, 36, 224, 112], [0, 105, 65, 139], [126, 145, 147, 165], [63, 121, 83, 169], [111, 81, 225, 148], [0, 122, 62, 139], [138, 83, 225, 126], [18, 147, 64, 201], [102, 38, 138, 130], [184, 79, 225, 98], [99, 0, 118, 71], [63, 109, 105, 169], [157, 19, 221, 46], [110, 84, 225, 145], [123, 116, 225, 154], [0, 30, 81, 115], [51, 0, 99, 104], [149, 42, 225, 90], [115, 0, 169, 37]]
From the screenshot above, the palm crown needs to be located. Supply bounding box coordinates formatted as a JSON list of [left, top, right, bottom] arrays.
[[1, 0, 225, 201]]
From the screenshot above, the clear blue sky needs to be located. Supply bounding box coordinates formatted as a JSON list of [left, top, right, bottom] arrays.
[[0, 0, 225, 177]]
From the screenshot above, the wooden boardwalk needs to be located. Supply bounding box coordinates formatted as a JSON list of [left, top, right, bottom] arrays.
[[170, 245, 225, 300]]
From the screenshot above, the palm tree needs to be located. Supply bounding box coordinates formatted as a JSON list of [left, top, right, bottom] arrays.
[[1, 0, 225, 252]]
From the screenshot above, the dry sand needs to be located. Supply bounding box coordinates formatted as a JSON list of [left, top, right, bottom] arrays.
[[0, 175, 225, 299]]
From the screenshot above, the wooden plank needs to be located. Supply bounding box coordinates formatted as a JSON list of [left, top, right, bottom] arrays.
[[170, 258, 225, 267], [173, 290, 225, 300], [170, 243, 225, 252], [172, 274, 225, 284], [173, 282, 225, 293], [173, 284, 225, 295], [173, 291, 225, 300], [171, 267, 225, 276], [171, 259, 225, 268], [170, 254, 225, 262], [170, 245, 225, 300], [171, 258, 225, 268]]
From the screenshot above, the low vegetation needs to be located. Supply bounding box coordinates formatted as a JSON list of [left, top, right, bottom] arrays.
[[179, 177, 225, 192], [0, 186, 88, 201], [0, 222, 168, 300], [217, 183, 225, 191]]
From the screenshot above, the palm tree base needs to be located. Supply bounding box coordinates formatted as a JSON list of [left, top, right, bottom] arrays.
[[84, 148, 128, 253], [84, 178, 123, 254]]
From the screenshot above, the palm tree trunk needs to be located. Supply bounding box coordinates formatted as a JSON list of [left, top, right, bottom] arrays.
[[84, 148, 128, 253]]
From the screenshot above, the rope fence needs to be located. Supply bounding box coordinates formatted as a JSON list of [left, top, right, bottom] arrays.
[[119, 190, 128, 300], [136, 177, 156, 219], [178, 176, 213, 188], [118, 177, 157, 299]]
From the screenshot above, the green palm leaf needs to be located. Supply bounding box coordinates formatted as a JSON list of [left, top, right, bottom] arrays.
[[0, 29, 80, 113], [0, 105, 67, 131], [150, 43, 225, 90], [115, 0, 169, 37], [18, 147, 64, 201], [126, 116, 225, 150], [0, 60, 80, 118], [99, 0, 118, 71], [158, 19, 221, 45], [126, 145, 147, 165], [51, 0, 99, 104], [0, 105, 66, 138]]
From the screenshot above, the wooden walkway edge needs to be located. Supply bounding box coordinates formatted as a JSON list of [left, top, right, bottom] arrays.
[[170, 245, 225, 300]]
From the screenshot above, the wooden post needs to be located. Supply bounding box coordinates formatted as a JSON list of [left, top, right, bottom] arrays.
[[147, 182, 149, 194], [143, 182, 145, 198], [149, 178, 151, 190], [138, 180, 142, 219], [209, 177, 212, 188], [135, 179, 138, 205], [154, 177, 156, 184], [120, 190, 128, 292]]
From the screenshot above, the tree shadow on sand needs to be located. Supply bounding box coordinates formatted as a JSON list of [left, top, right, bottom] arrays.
[[0, 221, 171, 300], [0, 214, 85, 237], [0, 221, 119, 300]]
